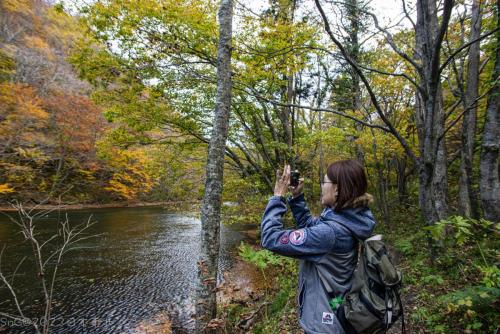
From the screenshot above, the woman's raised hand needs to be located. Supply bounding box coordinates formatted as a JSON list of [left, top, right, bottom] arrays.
[[274, 164, 290, 197]]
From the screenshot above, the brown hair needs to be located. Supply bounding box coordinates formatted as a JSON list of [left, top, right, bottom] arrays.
[[326, 159, 368, 212]]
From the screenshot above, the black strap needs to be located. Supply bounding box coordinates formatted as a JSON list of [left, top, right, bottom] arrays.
[[395, 289, 406, 334], [384, 288, 390, 329]]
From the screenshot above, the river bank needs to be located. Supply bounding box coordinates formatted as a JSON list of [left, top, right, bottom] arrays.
[[0, 200, 200, 212], [123, 252, 268, 334]]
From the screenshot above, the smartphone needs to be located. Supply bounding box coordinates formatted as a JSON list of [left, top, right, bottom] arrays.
[[290, 170, 300, 187]]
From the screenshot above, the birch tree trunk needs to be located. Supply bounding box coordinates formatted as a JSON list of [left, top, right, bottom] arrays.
[[196, 0, 233, 331], [479, 0, 500, 222], [459, 0, 482, 218]]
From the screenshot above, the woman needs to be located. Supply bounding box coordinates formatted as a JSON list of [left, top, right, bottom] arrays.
[[261, 159, 376, 334]]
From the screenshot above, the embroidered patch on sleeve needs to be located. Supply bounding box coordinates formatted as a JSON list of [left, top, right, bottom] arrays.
[[279, 233, 290, 244], [322, 312, 334, 325], [289, 229, 307, 245]]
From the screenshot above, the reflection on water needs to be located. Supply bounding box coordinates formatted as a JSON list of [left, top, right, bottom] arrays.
[[0, 206, 255, 333]]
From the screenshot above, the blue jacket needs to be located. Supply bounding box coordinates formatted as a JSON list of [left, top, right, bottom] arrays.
[[261, 193, 376, 334]]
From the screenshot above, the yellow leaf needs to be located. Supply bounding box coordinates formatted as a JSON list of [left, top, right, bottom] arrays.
[[0, 183, 15, 194], [3, 0, 31, 13], [24, 35, 49, 50]]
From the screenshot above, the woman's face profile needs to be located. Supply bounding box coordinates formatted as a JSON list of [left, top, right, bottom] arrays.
[[321, 174, 337, 207]]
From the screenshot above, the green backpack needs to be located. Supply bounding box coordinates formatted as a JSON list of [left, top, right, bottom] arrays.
[[321, 229, 405, 334]]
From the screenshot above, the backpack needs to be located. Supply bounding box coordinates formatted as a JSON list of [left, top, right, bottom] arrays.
[[319, 226, 405, 334]]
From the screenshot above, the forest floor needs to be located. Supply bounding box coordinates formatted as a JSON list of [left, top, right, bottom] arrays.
[[217, 241, 411, 334]]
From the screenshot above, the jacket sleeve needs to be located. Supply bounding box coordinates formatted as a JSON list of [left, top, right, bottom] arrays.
[[287, 193, 320, 228], [260, 196, 336, 261]]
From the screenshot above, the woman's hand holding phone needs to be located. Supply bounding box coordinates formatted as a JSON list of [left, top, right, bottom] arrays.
[[274, 164, 304, 198], [290, 177, 304, 198]]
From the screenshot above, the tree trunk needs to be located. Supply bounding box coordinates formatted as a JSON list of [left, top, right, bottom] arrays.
[[415, 0, 452, 227], [459, 0, 482, 218], [395, 155, 409, 206], [417, 90, 449, 224], [319, 107, 325, 200], [433, 89, 449, 221], [346, 0, 365, 163], [317, 59, 325, 200], [479, 0, 500, 222], [287, 73, 295, 164], [196, 0, 233, 332], [371, 132, 390, 222], [274, 0, 296, 166], [261, 102, 282, 164]]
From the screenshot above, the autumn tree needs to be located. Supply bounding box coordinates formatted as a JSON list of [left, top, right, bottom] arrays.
[[0, 0, 160, 204], [0, 83, 48, 199], [311, 0, 498, 228]]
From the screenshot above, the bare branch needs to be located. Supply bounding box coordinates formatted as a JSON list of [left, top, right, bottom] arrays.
[[439, 79, 498, 142], [0, 205, 101, 334], [357, 63, 422, 92], [401, 0, 417, 30], [251, 92, 390, 131], [362, 7, 422, 72], [314, 0, 419, 165], [439, 27, 500, 74], [429, 0, 455, 96], [9, 256, 27, 286]]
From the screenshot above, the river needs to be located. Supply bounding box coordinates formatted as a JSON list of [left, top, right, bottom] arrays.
[[0, 205, 256, 333]]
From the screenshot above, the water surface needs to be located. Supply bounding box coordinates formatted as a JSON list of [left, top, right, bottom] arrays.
[[0, 206, 254, 333]]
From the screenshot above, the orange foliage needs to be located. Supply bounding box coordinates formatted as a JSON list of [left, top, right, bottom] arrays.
[[0, 82, 48, 149], [23, 35, 50, 50], [43, 90, 105, 156], [23, 35, 54, 59]]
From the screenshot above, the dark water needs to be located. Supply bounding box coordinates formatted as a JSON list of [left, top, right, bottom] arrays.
[[0, 206, 255, 333]]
